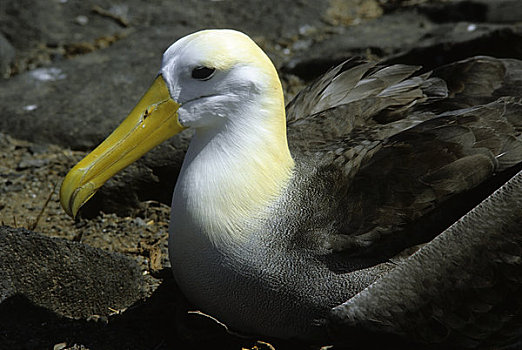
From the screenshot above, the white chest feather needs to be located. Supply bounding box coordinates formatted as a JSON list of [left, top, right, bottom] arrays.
[[167, 101, 294, 331], [170, 99, 293, 248]]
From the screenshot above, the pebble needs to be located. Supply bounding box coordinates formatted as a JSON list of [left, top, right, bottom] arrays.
[[75, 15, 89, 26], [133, 217, 147, 227], [17, 158, 48, 170], [53, 343, 67, 350], [23, 104, 38, 111], [29, 143, 49, 154]]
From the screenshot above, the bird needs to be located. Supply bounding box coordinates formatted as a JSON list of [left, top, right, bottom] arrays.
[[60, 29, 522, 347]]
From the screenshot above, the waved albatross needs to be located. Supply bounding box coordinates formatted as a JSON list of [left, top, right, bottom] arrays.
[[60, 29, 522, 346]]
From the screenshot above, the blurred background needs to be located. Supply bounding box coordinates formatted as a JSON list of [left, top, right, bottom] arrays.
[[0, 1, 521, 349]]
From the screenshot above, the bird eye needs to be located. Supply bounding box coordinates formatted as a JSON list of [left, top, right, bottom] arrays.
[[191, 66, 216, 80]]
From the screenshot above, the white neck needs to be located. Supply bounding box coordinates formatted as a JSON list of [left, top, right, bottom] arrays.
[[170, 92, 294, 249]]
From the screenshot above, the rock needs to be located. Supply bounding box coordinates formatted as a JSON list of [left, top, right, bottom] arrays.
[[1, 0, 522, 219], [484, 0, 522, 23], [0, 0, 333, 149], [0, 265, 252, 350], [284, 11, 434, 80], [0, 225, 146, 318], [418, 0, 522, 24], [0, 33, 15, 78], [0, 0, 330, 75], [383, 25, 522, 72], [0, 27, 183, 150], [284, 10, 522, 80], [0, 0, 334, 215], [0, 0, 124, 55], [17, 157, 48, 170]]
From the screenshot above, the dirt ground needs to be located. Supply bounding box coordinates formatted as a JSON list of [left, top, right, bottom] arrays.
[[1, 0, 522, 349], [0, 132, 293, 349], [0, 133, 171, 279]]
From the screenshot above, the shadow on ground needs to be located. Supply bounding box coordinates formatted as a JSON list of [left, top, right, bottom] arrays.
[[0, 272, 263, 350]]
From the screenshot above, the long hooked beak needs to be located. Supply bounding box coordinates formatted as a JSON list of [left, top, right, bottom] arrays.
[[60, 75, 185, 217]]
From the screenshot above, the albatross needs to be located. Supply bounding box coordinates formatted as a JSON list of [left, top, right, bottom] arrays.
[[60, 29, 522, 346]]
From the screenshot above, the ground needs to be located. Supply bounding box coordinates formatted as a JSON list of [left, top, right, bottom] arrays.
[[0, 0, 521, 349]]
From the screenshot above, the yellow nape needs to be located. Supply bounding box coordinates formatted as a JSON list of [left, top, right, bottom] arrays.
[[189, 30, 277, 73]]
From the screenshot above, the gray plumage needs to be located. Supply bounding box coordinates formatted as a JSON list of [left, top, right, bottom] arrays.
[[228, 56, 522, 346], [329, 168, 522, 348], [57, 30, 522, 348]]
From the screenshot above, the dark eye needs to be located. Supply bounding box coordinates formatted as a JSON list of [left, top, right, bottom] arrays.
[[191, 66, 216, 80]]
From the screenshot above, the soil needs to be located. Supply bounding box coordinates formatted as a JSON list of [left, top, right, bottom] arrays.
[[1, 0, 521, 349], [0, 133, 170, 279]]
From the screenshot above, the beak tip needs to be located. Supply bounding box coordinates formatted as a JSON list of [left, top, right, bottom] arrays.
[[70, 203, 80, 219], [62, 200, 77, 219], [59, 175, 83, 219]]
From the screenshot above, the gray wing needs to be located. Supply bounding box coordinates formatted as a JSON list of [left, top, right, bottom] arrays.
[[286, 56, 522, 255], [328, 169, 522, 348]]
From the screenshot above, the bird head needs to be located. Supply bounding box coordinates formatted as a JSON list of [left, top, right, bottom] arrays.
[[60, 29, 286, 218]]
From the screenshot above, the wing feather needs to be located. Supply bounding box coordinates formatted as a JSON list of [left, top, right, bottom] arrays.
[[329, 170, 522, 348], [285, 56, 522, 256]]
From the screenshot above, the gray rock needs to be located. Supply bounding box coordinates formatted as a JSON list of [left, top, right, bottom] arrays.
[[485, 0, 522, 23], [284, 11, 434, 79], [0, 0, 329, 74], [383, 24, 522, 72], [2, 0, 522, 217], [0, 0, 334, 215], [0, 0, 124, 53], [0, 27, 185, 150], [0, 0, 332, 150], [285, 11, 522, 80], [418, 0, 522, 24], [17, 157, 48, 170], [0, 225, 146, 318], [0, 33, 15, 78]]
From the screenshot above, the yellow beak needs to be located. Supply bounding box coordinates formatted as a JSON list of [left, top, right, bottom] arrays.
[[60, 75, 184, 218]]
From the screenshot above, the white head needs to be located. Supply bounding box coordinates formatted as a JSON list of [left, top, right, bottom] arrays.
[[162, 30, 294, 246], [61, 29, 294, 246], [160, 30, 284, 132]]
